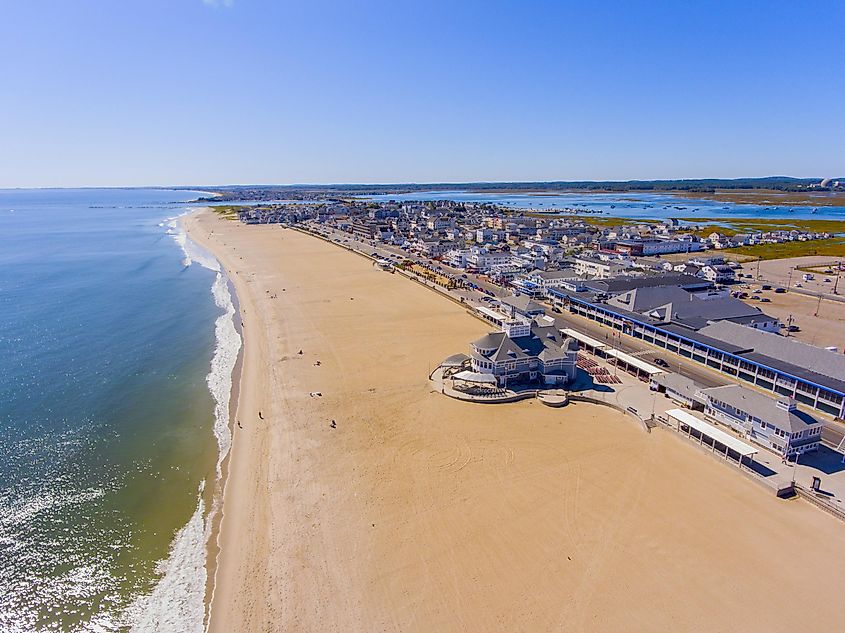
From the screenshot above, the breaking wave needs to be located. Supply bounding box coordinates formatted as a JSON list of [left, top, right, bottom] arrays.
[[126, 212, 241, 632]]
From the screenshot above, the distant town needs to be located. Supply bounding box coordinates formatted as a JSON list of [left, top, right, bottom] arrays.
[[218, 194, 845, 518], [235, 198, 836, 261]]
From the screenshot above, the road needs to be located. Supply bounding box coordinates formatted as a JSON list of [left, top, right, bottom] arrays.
[[303, 222, 845, 448]]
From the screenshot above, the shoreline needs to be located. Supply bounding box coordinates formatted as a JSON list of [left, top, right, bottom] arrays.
[[185, 209, 845, 633], [202, 274, 244, 627], [181, 210, 249, 630]]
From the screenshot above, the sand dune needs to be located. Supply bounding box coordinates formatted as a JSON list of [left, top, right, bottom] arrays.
[[185, 210, 845, 633]]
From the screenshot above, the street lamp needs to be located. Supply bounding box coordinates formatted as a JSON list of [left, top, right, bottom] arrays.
[[791, 449, 801, 487]]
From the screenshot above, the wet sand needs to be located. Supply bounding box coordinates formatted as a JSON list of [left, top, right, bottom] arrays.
[[185, 209, 845, 633]]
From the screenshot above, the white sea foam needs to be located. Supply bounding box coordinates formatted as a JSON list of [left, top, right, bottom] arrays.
[[127, 486, 207, 633], [167, 211, 221, 271], [126, 213, 242, 632]]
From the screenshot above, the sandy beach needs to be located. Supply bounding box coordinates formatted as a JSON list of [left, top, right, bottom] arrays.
[[185, 209, 845, 633]]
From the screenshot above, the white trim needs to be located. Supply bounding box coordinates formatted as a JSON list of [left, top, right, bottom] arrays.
[[667, 409, 758, 457]]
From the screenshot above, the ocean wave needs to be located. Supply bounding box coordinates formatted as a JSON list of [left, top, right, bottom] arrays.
[[126, 486, 207, 633], [125, 213, 242, 632], [208, 272, 239, 476], [166, 213, 221, 272]]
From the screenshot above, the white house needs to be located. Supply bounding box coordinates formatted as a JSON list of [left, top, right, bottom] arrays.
[[700, 385, 822, 458]]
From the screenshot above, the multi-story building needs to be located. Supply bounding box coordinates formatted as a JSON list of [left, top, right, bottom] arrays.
[[700, 385, 822, 457], [572, 256, 629, 279], [613, 238, 704, 256], [549, 284, 845, 419], [469, 318, 579, 387], [700, 264, 736, 283]]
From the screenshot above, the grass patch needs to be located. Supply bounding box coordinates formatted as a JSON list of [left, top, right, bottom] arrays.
[[212, 205, 245, 220], [672, 189, 845, 208], [679, 217, 845, 235], [722, 238, 845, 261]]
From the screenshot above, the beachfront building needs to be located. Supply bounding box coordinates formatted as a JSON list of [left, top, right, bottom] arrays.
[[572, 256, 630, 279], [469, 318, 579, 387], [603, 285, 780, 332], [700, 385, 822, 457], [498, 295, 546, 320], [512, 268, 583, 296], [467, 247, 514, 272], [650, 372, 706, 411], [546, 269, 845, 420]]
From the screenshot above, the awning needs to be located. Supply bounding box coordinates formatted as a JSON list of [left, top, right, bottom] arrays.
[[453, 370, 498, 384], [667, 409, 758, 457], [604, 348, 664, 375], [441, 353, 469, 367], [475, 306, 507, 323], [560, 328, 608, 351]]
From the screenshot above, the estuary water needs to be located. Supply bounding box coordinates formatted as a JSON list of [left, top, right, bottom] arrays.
[[365, 190, 845, 222], [0, 189, 239, 632]]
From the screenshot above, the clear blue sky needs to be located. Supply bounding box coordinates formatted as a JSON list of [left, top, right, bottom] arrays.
[[1, 0, 843, 187]]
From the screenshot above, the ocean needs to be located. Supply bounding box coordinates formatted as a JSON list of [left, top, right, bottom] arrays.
[[0, 189, 240, 632]]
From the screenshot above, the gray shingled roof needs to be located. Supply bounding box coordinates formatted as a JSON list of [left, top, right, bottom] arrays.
[[472, 333, 505, 350], [606, 286, 774, 331], [472, 325, 578, 365], [584, 274, 710, 294], [698, 321, 845, 382], [500, 294, 545, 314], [652, 372, 706, 403], [700, 384, 820, 434]]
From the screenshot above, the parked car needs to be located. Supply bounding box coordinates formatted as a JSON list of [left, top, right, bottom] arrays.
[[774, 287, 786, 293], [761, 284, 772, 290], [653, 358, 670, 368], [760, 297, 771, 303]]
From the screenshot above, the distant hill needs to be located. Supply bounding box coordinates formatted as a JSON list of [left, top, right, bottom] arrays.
[[188, 177, 843, 202]]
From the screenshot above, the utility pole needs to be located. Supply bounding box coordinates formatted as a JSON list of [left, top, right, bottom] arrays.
[[787, 267, 793, 289], [814, 293, 822, 318], [756, 256, 762, 280]]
